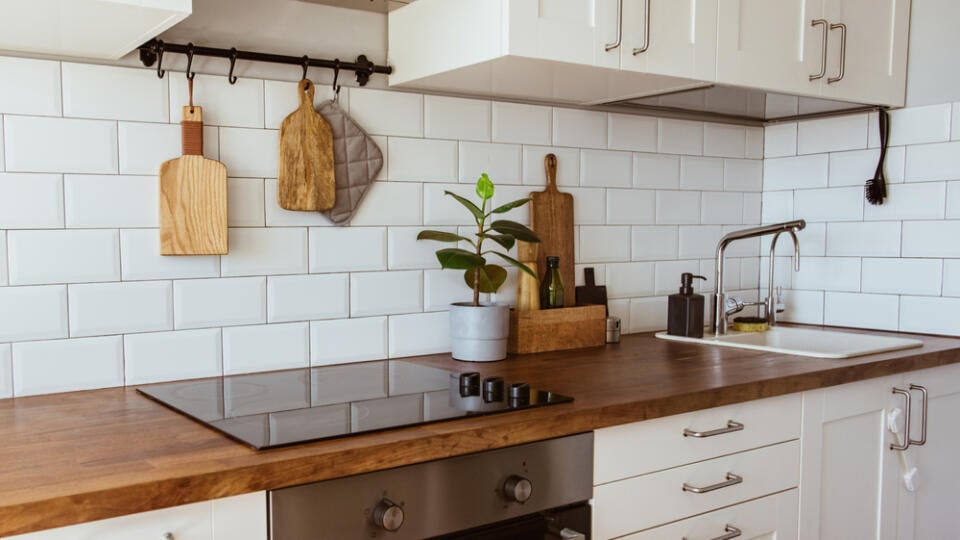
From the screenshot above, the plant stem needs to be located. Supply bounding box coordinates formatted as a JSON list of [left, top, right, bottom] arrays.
[[473, 206, 485, 306]]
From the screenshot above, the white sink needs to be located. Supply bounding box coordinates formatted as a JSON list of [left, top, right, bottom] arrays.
[[655, 326, 923, 358]]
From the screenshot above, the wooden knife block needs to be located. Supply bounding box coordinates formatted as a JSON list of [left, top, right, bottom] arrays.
[[508, 305, 606, 354]]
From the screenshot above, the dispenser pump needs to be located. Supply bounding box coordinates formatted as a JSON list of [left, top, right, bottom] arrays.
[[668, 273, 708, 338], [679, 273, 707, 295]]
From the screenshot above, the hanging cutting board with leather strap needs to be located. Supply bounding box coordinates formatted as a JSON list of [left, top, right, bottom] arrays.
[[528, 153, 575, 307], [278, 79, 336, 211], [159, 105, 228, 255]]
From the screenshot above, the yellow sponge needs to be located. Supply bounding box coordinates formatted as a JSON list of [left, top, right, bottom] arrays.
[[731, 317, 769, 333]]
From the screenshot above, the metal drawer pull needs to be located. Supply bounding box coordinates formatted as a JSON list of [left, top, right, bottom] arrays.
[[683, 420, 744, 438], [682, 473, 743, 494], [809, 19, 828, 80], [891, 387, 912, 451], [908, 384, 928, 446], [827, 22, 847, 83], [631, 0, 651, 55], [605, 0, 623, 51], [684, 524, 743, 540]]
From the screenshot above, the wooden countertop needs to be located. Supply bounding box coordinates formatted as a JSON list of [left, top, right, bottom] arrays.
[[2, 327, 960, 536]]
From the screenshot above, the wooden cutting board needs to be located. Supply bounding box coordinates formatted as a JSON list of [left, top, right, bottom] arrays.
[[278, 79, 335, 211], [575, 267, 608, 315], [159, 106, 228, 255], [528, 153, 575, 307]]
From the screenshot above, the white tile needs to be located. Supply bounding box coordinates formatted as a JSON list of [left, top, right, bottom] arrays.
[[388, 137, 457, 182], [0, 57, 61, 116], [679, 156, 723, 190], [120, 229, 219, 280], [828, 148, 881, 187], [223, 322, 309, 374], [490, 184, 531, 225], [900, 296, 960, 336], [780, 289, 823, 325], [795, 186, 863, 222], [69, 281, 172, 337], [792, 257, 861, 292], [607, 298, 630, 333], [723, 159, 763, 192], [174, 277, 266, 329], [823, 292, 899, 331], [311, 316, 388, 365], [678, 226, 724, 259], [605, 262, 655, 298], [654, 260, 701, 295], [263, 179, 334, 227], [348, 87, 422, 137], [655, 191, 700, 225], [797, 114, 868, 155], [740, 257, 761, 289], [564, 187, 605, 225], [349, 181, 421, 226], [632, 226, 678, 261], [62, 63, 168, 122], [218, 128, 278, 178], [64, 175, 157, 228], [861, 258, 942, 296], [701, 192, 743, 225], [902, 221, 960, 258], [764, 154, 828, 190], [169, 74, 264, 128], [887, 104, 951, 146], [119, 122, 198, 175], [424, 95, 491, 142], [885, 146, 907, 184], [264, 80, 340, 130], [268, 274, 349, 323], [0, 344, 10, 399], [309, 227, 386, 272], [606, 189, 654, 225], [0, 285, 67, 342], [579, 226, 630, 263], [0, 173, 63, 228], [228, 178, 265, 227], [756, 256, 793, 292], [4, 116, 117, 174], [608, 114, 657, 152], [704, 124, 746, 158], [795, 222, 827, 256], [634, 153, 680, 189], [124, 329, 222, 385], [458, 142, 522, 184], [351, 270, 421, 317], [0, 232, 6, 286], [721, 225, 762, 258], [659, 119, 703, 155], [905, 141, 960, 182], [522, 146, 580, 187], [948, 181, 960, 219], [388, 226, 451, 270], [423, 183, 479, 226], [7, 230, 119, 285], [221, 228, 307, 277], [943, 260, 960, 297], [864, 182, 946, 221], [742, 193, 762, 224], [492, 102, 551, 145], [826, 222, 901, 257], [553, 108, 606, 149], [629, 296, 668, 333], [581, 149, 632, 188], [764, 123, 797, 158], [424, 269, 473, 311], [745, 127, 764, 159], [761, 191, 794, 223], [12, 336, 123, 396], [389, 311, 450, 357]]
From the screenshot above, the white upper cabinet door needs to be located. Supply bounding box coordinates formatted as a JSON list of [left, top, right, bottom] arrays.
[[620, 0, 718, 81], [506, 0, 621, 69]]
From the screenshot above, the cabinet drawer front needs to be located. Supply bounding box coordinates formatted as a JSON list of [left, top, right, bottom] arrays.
[[595, 393, 801, 484], [7, 501, 213, 540], [593, 440, 800, 539]]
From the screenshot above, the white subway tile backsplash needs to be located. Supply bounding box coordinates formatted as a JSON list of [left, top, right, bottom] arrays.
[[900, 296, 960, 336], [0, 285, 67, 342], [797, 114, 868, 155], [0, 344, 10, 399], [632, 226, 678, 261], [654, 260, 700, 295], [720, 226, 761, 258], [704, 124, 746, 158], [864, 182, 946, 221], [605, 262, 654, 298], [0, 57, 61, 116], [606, 189, 654, 225], [764, 154, 828, 190], [228, 178, 266, 227], [0, 232, 6, 285], [223, 322, 309, 374], [678, 226, 723, 259], [680, 157, 723, 190], [826, 221, 901, 257], [553, 108, 606, 149], [723, 159, 763, 192], [4, 116, 117, 174], [351, 270, 421, 317], [635, 153, 680, 189], [655, 191, 700, 224], [761, 191, 794, 223], [311, 316, 388, 365], [0, 173, 63, 228], [8, 230, 119, 285], [560, 187, 604, 225], [388, 226, 448, 269], [120, 229, 219, 281], [740, 257, 761, 289], [268, 274, 349, 323], [581, 149, 632, 188], [423, 269, 472, 311], [339, 181, 421, 226], [218, 128, 279, 178], [948, 182, 960, 219], [489, 184, 531, 225], [522, 146, 579, 186], [64, 175, 157, 228], [943, 260, 960, 297], [423, 183, 477, 226], [904, 141, 960, 182], [309, 227, 386, 273], [888, 104, 952, 147], [579, 226, 630, 263], [829, 148, 880, 187], [902, 221, 960, 257], [458, 142, 521, 184], [12, 336, 123, 396], [780, 289, 824, 325], [764, 123, 797, 158], [263, 179, 334, 227], [389, 312, 450, 357], [263, 80, 340, 130], [492, 102, 551, 145], [349, 87, 423, 137], [629, 296, 667, 333], [169, 74, 264, 128], [701, 192, 743, 225], [222, 228, 307, 277], [424, 95, 491, 142], [824, 292, 899, 331], [62, 63, 168, 122], [659, 119, 703, 155], [795, 186, 863, 222], [124, 328, 222, 385], [174, 277, 266, 329], [862, 258, 942, 296], [742, 193, 762, 224], [119, 122, 188, 175], [792, 257, 861, 292], [389, 137, 457, 182], [745, 127, 764, 159], [608, 114, 657, 152], [68, 281, 172, 337]]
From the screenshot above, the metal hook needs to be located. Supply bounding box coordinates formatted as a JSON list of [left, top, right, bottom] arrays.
[[227, 47, 238, 84], [332, 59, 341, 99], [155, 40, 165, 79], [185, 42, 196, 80], [301, 56, 310, 87]]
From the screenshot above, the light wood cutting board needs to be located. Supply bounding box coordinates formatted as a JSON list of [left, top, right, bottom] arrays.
[[277, 79, 335, 211], [528, 153, 575, 307], [159, 106, 228, 255]]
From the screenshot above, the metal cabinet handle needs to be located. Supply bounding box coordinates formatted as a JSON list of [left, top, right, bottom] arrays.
[[908, 384, 928, 446], [604, 0, 623, 51], [683, 420, 744, 438], [809, 19, 828, 80], [682, 473, 743, 494], [827, 22, 847, 83], [631, 0, 651, 55], [683, 525, 743, 540], [891, 387, 912, 451]]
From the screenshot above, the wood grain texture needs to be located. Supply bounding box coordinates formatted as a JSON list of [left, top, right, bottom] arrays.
[[529, 154, 575, 306], [2, 326, 960, 536], [277, 79, 335, 211], [515, 240, 539, 311], [159, 106, 228, 255], [508, 304, 605, 353]]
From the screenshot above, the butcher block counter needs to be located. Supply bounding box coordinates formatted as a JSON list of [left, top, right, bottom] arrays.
[[2, 327, 960, 536]]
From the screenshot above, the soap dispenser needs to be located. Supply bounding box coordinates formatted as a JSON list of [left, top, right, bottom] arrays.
[[668, 273, 707, 338]]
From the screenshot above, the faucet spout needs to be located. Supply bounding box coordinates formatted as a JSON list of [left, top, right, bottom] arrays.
[[767, 228, 800, 327]]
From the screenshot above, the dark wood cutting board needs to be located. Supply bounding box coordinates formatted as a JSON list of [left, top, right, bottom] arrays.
[[528, 154, 575, 307], [575, 267, 608, 315]]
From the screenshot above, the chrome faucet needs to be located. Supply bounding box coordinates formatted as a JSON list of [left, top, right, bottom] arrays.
[[712, 220, 806, 336], [766, 229, 800, 327]]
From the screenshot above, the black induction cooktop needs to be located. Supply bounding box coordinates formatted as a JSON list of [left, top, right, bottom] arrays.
[[137, 360, 572, 450]]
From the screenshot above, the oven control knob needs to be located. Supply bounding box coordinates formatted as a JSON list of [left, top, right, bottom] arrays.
[[503, 475, 533, 503], [372, 499, 404, 532]]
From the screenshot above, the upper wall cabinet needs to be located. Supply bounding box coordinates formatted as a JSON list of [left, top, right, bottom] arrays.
[[0, 0, 192, 60]]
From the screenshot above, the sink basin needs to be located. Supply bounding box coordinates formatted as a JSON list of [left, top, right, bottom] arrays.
[[655, 326, 923, 358]]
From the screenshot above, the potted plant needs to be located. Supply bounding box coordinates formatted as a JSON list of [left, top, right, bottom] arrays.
[[418, 173, 540, 361]]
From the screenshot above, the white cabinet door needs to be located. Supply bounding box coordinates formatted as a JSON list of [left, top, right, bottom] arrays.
[[620, 0, 717, 81], [506, 0, 620, 69]]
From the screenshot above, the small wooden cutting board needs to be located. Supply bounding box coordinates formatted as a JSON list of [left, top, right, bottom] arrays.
[[278, 79, 335, 211], [528, 154, 575, 307]]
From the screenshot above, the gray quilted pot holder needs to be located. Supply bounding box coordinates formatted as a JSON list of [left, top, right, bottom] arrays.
[[317, 99, 384, 225]]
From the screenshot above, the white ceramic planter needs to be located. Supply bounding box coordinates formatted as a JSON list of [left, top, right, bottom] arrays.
[[448, 302, 510, 362]]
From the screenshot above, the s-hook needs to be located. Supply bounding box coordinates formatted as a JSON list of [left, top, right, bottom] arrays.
[[301, 56, 310, 89], [227, 47, 239, 84], [185, 42, 196, 80], [332, 59, 342, 100], [155, 40, 165, 79]]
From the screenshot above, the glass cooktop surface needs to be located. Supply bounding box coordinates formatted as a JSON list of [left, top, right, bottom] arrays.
[[138, 360, 572, 449]]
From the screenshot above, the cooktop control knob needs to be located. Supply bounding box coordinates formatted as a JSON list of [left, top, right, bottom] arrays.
[[483, 377, 504, 402], [503, 475, 533, 503], [372, 499, 404, 532], [508, 382, 531, 407], [459, 372, 481, 397]]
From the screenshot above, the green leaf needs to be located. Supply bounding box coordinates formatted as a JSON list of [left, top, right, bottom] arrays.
[[490, 220, 541, 243], [489, 197, 531, 215], [463, 265, 507, 294], [475, 173, 494, 201], [489, 251, 538, 280], [478, 233, 515, 251], [417, 230, 473, 245], [436, 248, 485, 270], [444, 191, 485, 222]]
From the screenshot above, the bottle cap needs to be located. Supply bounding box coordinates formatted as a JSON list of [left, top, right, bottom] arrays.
[[545, 256, 560, 267]]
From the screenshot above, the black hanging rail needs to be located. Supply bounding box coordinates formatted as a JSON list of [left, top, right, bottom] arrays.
[[137, 39, 392, 86]]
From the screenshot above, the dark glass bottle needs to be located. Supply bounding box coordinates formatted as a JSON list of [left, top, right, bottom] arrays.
[[539, 256, 564, 309]]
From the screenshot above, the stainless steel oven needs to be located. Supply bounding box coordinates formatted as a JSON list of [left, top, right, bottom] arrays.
[[269, 433, 593, 539]]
